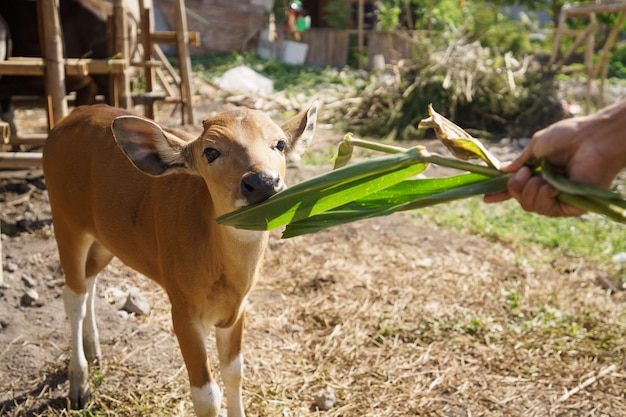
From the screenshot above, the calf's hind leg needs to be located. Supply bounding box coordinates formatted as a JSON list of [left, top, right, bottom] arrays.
[[83, 242, 114, 362]]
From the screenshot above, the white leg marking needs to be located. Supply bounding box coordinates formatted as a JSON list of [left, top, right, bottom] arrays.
[[191, 381, 222, 417], [83, 277, 101, 362], [220, 353, 245, 417], [63, 285, 90, 408]]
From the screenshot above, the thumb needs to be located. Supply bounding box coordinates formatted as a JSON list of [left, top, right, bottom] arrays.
[[501, 146, 536, 173]]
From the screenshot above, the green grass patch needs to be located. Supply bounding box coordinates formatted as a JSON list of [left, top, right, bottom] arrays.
[[412, 197, 626, 261]]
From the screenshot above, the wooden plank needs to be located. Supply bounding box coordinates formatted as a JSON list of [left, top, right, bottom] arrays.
[[11, 133, 48, 147], [0, 58, 126, 76], [563, 2, 626, 17], [151, 31, 200, 46], [153, 45, 181, 85], [0, 152, 43, 168]]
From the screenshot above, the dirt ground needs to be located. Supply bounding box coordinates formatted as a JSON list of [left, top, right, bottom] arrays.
[[1, 98, 625, 417]]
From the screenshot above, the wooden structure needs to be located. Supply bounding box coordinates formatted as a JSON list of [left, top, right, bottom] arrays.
[[0, 0, 199, 169], [302, 28, 417, 69], [549, 1, 626, 112]]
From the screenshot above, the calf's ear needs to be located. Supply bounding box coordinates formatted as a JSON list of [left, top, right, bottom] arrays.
[[112, 116, 190, 176], [281, 100, 319, 161]]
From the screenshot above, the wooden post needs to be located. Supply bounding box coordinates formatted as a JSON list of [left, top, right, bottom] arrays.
[[0, 121, 9, 285], [357, 0, 364, 70], [0, 221, 3, 286], [38, 0, 68, 129], [174, 0, 194, 125], [592, 10, 626, 109], [142, 7, 156, 119], [113, 0, 131, 109], [584, 13, 595, 114]]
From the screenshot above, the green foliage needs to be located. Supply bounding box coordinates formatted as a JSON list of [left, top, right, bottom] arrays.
[[412, 0, 465, 32], [378, 0, 402, 31], [469, 3, 534, 56], [323, 0, 353, 29], [608, 43, 626, 79]]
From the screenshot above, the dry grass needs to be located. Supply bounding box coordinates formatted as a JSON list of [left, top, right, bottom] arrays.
[[3, 211, 626, 417]]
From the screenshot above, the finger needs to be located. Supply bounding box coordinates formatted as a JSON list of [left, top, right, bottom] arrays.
[[522, 181, 585, 217], [533, 182, 561, 215], [507, 166, 533, 201], [503, 141, 539, 173], [483, 191, 511, 204], [518, 176, 546, 213], [559, 202, 587, 217]]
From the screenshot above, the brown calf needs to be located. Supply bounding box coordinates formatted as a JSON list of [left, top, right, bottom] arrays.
[[42, 103, 318, 416]]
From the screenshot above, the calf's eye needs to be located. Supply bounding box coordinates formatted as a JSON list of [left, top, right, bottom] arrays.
[[276, 140, 286, 152], [204, 147, 221, 164]]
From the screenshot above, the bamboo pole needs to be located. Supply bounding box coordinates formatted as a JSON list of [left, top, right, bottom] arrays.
[[584, 13, 595, 114], [113, 0, 131, 109], [357, 0, 364, 70], [38, 0, 68, 130], [151, 31, 200, 46], [592, 10, 626, 108], [0, 58, 126, 76], [0, 121, 8, 286], [0, 152, 43, 168], [174, 0, 194, 125], [141, 6, 156, 119]]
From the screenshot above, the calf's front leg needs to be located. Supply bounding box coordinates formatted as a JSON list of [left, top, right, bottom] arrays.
[[216, 313, 246, 417], [172, 306, 222, 417]]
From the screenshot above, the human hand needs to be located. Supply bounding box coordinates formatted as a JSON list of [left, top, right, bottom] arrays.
[[484, 103, 626, 216]]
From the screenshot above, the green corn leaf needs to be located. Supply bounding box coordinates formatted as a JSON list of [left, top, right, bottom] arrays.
[[217, 148, 430, 230], [541, 159, 626, 203], [282, 174, 509, 238]]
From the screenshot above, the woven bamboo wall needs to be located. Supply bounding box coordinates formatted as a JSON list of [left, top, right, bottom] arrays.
[[155, 0, 266, 54], [366, 31, 416, 66], [301, 28, 349, 67], [302, 28, 417, 68]]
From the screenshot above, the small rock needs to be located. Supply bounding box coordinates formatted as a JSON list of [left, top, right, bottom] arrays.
[[314, 386, 337, 411], [415, 257, 434, 268], [215, 66, 274, 95], [21, 274, 37, 288], [105, 286, 128, 306], [122, 288, 150, 315], [612, 252, 626, 264], [6, 262, 18, 273], [21, 288, 40, 307]]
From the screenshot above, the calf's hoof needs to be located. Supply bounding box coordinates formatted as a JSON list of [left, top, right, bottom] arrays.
[[68, 382, 92, 409]]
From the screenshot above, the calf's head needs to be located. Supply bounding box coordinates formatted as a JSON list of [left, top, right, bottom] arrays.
[[112, 102, 318, 215]]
